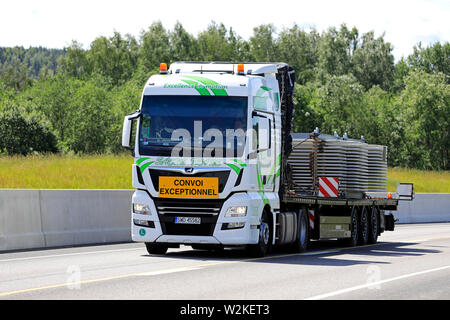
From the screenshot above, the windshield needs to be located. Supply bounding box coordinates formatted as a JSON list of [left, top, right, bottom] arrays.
[[139, 95, 248, 157]]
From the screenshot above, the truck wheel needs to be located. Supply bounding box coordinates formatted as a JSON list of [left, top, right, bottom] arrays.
[[346, 206, 359, 247], [293, 208, 309, 253], [247, 211, 271, 257], [368, 207, 379, 244], [358, 206, 369, 245], [145, 243, 168, 255]]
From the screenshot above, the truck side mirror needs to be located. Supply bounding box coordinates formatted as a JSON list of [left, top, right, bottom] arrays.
[[122, 110, 141, 149]]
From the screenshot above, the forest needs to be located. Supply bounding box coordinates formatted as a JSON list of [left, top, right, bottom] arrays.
[[0, 21, 448, 170]]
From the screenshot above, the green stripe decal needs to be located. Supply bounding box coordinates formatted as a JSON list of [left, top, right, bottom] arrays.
[[225, 163, 241, 175], [180, 79, 211, 96], [140, 161, 155, 173], [260, 86, 270, 91], [136, 157, 150, 165], [276, 168, 281, 177], [183, 76, 228, 96], [232, 159, 247, 167], [256, 164, 269, 205]]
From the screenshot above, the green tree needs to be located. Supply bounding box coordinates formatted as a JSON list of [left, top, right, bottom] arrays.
[[278, 25, 319, 84], [0, 106, 57, 155], [407, 42, 449, 81], [309, 74, 365, 137], [88, 32, 139, 85], [392, 58, 410, 92], [64, 81, 113, 153], [316, 24, 358, 82], [197, 21, 234, 61], [249, 24, 278, 62], [58, 41, 91, 79], [352, 31, 395, 90], [169, 22, 198, 61], [398, 71, 449, 169], [0, 58, 32, 91], [139, 22, 171, 73]]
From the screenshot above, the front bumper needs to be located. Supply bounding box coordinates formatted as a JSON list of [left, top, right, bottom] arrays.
[[131, 190, 263, 246]]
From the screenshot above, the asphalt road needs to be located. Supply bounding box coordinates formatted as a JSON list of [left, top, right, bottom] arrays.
[[1, 223, 449, 300]]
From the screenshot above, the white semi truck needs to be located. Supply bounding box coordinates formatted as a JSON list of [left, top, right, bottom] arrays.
[[122, 62, 413, 257]]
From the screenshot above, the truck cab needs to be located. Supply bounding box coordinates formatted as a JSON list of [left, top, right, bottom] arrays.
[[122, 62, 291, 255]]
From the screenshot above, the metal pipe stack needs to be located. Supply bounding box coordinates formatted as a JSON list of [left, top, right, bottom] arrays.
[[288, 132, 387, 198]]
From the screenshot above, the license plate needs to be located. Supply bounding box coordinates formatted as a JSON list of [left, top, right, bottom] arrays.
[[159, 176, 219, 199], [174, 217, 201, 225]]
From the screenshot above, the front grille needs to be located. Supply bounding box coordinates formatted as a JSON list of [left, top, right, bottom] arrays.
[[155, 198, 225, 236], [149, 169, 230, 193]]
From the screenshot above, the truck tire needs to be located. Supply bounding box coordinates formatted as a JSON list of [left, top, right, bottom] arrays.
[[358, 206, 369, 245], [247, 211, 271, 257], [145, 243, 168, 255], [368, 207, 379, 244], [345, 206, 359, 247], [293, 208, 309, 253]]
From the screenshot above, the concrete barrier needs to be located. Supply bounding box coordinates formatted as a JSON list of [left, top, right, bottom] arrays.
[[387, 193, 450, 224], [0, 190, 449, 251], [0, 189, 133, 251]]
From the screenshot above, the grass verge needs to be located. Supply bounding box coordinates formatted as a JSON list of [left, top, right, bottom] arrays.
[[0, 155, 448, 192]]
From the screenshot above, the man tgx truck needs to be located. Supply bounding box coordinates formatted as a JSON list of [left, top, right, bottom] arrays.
[[122, 62, 413, 257]]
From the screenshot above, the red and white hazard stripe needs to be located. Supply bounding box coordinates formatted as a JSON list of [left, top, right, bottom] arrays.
[[319, 177, 339, 197], [308, 209, 315, 230]]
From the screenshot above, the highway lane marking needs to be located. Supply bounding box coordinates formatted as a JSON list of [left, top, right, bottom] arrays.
[[0, 248, 345, 297], [0, 247, 144, 263], [1, 235, 449, 297], [305, 265, 450, 300], [137, 266, 203, 276]]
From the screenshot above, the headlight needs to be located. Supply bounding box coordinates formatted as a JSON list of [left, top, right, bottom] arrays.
[[133, 203, 151, 215], [225, 206, 247, 217]]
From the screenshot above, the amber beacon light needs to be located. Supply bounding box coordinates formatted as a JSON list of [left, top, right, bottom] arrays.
[[160, 63, 168, 74], [237, 64, 245, 75]]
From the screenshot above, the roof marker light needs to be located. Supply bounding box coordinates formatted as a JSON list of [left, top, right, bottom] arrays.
[[160, 63, 168, 74], [237, 64, 245, 75]]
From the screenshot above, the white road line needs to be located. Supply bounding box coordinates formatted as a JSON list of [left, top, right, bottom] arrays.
[[137, 266, 203, 276], [305, 265, 450, 300], [0, 247, 144, 262]]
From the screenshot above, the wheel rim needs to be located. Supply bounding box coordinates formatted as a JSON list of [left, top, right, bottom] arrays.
[[361, 208, 369, 241], [300, 213, 307, 245], [351, 208, 358, 241], [371, 209, 378, 238], [260, 222, 269, 245]]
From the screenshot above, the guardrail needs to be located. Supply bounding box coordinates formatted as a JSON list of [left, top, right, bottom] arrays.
[[0, 190, 449, 251]]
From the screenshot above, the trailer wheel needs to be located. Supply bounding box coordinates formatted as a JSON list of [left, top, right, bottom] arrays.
[[145, 243, 168, 255], [368, 207, 379, 244], [346, 206, 359, 247], [293, 208, 309, 253], [358, 206, 369, 245], [247, 210, 271, 257]]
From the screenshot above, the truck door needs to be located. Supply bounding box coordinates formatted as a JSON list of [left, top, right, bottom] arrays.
[[252, 112, 276, 192]]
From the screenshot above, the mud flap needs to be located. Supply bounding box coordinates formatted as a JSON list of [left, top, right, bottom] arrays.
[[385, 213, 395, 231]]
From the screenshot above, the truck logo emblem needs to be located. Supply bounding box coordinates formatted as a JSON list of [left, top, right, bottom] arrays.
[[185, 167, 194, 174]]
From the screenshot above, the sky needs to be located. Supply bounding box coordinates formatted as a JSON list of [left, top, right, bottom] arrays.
[[0, 0, 449, 61]]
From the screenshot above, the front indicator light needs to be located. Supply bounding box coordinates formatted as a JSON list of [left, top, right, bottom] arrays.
[[222, 222, 245, 230]]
